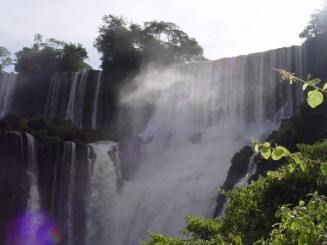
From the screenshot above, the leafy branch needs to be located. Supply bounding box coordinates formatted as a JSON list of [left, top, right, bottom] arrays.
[[251, 137, 327, 177], [250, 70, 327, 178], [274, 68, 327, 108]]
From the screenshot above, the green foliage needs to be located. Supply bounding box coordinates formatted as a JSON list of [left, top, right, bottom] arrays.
[[264, 193, 327, 245], [0, 113, 22, 131], [60, 43, 91, 71], [94, 15, 206, 71], [299, 2, 327, 40], [0, 114, 97, 143], [15, 34, 90, 75], [142, 141, 327, 244], [0, 46, 12, 72], [307, 90, 324, 108], [275, 69, 327, 109], [182, 216, 222, 240], [142, 215, 242, 245]]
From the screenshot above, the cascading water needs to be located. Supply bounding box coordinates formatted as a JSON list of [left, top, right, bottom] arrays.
[[4, 133, 43, 245], [25, 134, 40, 213], [91, 72, 102, 129], [85, 141, 120, 244], [57, 141, 76, 245], [98, 46, 306, 244], [0, 73, 18, 117], [45, 71, 102, 128], [66, 72, 88, 128], [0, 46, 307, 245], [24, 133, 42, 245]]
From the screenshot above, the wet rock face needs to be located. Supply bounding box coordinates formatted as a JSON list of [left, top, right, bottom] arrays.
[[213, 146, 254, 217]]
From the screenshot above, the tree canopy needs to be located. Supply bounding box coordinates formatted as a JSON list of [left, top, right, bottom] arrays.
[[15, 34, 91, 75], [0, 46, 12, 72], [94, 15, 206, 71], [299, 1, 327, 40]]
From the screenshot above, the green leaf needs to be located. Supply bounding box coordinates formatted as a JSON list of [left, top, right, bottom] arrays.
[[302, 83, 309, 91], [262, 142, 270, 147], [290, 219, 302, 230], [299, 200, 305, 206], [307, 90, 323, 108], [271, 148, 283, 161], [323, 82, 327, 91], [321, 163, 327, 177], [292, 155, 302, 164], [261, 147, 271, 160], [289, 164, 295, 173], [271, 146, 290, 160], [308, 78, 321, 86], [276, 146, 290, 156], [300, 161, 306, 172]]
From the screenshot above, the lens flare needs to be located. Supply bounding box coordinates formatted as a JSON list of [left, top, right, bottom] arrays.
[[5, 210, 63, 245]]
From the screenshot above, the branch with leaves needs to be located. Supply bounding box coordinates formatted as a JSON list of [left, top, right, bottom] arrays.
[[251, 70, 327, 178], [274, 68, 327, 108]]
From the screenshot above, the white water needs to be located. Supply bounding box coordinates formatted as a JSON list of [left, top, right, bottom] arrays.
[[45, 71, 102, 129], [85, 141, 119, 244], [91, 71, 102, 129], [66, 72, 88, 128], [0, 73, 18, 117], [45, 73, 63, 119], [24, 133, 42, 245], [65, 142, 76, 245], [98, 46, 306, 244]]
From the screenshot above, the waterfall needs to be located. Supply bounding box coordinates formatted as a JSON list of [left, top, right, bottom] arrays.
[[3, 133, 43, 245], [66, 142, 76, 245], [0, 73, 18, 117], [45, 71, 102, 129], [85, 141, 120, 244], [0, 46, 307, 245], [26, 134, 40, 212], [91, 71, 102, 129], [45, 73, 66, 119], [101, 46, 306, 244], [66, 72, 88, 128], [24, 133, 42, 245], [56, 141, 76, 245]]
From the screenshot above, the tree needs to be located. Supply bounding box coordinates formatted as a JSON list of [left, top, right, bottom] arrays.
[[94, 15, 206, 71], [15, 34, 90, 74], [60, 43, 91, 71], [142, 21, 206, 63], [0, 46, 12, 72], [94, 15, 141, 71], [299, 1, 327, 40]]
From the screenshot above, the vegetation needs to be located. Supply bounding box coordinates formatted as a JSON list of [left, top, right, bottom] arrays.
[[15, 34, 91, 75], [0, 46, 12, 72], [142, 138, 327, 245], [299, 0, 327, 41], [94, 15, 206, 72], [0, 114, 97, 143]]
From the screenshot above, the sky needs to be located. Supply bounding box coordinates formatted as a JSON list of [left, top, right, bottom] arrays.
[[0, 0, 325, 71]]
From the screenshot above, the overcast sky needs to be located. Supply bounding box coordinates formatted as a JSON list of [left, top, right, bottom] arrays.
[[0, 0, 324, 71]]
